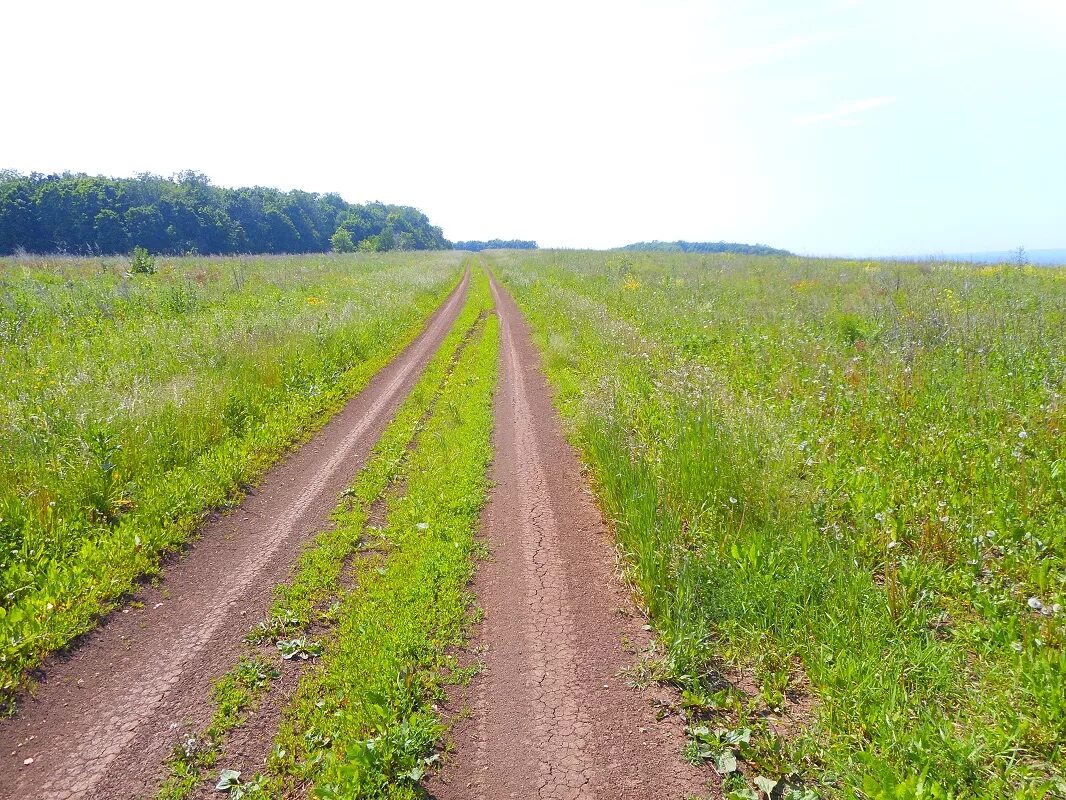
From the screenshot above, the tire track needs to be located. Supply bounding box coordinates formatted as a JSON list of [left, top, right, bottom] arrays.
[[489, 280, 592, 799], [432, 272, 711, 799], [182, 310, 492, 799], [0, 270, 469, 800]]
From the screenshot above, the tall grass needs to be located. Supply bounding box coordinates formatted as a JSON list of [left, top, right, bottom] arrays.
[[495, 251, 1065, 799], [0, 251, 463, 706]]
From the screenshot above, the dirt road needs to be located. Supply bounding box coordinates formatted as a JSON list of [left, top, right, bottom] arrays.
[[0, 271, 469, 800], [432, 274, 712, 800]]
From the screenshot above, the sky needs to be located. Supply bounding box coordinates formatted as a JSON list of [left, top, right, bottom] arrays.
[[2, 0, 1064, 255]]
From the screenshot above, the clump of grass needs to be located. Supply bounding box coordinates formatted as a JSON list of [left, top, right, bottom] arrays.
[[155, 655, 278, 800], [496, 251, 1065, 798], [0, 252, 464, 708]]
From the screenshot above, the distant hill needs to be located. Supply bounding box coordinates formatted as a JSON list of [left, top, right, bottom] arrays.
[[454, 239, 537, 251], [619, 240, 791, 256]]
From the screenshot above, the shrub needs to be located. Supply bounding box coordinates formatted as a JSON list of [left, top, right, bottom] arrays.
[[130, 245, 156, 275]]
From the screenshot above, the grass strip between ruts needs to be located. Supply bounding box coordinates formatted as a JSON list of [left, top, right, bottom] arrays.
[[154, 266, 493, 800], [263, 299, 499, 799]]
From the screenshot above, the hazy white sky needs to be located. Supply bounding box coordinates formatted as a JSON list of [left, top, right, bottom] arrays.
[[3, 0, 1064, 254]]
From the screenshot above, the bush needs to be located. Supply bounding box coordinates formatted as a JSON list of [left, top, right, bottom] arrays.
[[129, 246, 156, 275]]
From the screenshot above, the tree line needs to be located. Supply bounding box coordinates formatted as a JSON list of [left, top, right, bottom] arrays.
[[453, 239, 537, 251], [0, 170, 450, 256], [619, 240, 791, 256]]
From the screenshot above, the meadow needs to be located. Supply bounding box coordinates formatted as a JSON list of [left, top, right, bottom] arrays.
[[4, 248, 1064, 800], [0, 251, 463, 705], [493, 251, 1065, 799]]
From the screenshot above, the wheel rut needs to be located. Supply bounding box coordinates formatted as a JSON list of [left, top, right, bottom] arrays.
[[0, 270, 470, 800], [432, 273, 713, 800]]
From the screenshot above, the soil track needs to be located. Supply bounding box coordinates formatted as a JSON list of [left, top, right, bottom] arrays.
[[0, 270, 470, 800], [432, 273, 713, 800]]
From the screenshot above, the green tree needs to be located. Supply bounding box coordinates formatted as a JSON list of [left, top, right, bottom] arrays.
[[0, 171, 452, 255], [330, 228, 356, 252], [93, 209, 128, 253], [125, 205, 168, 251]]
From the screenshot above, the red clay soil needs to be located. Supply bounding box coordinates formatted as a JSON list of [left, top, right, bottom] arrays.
[[0, 271, 469, 800], [430, 275, 715, 800]]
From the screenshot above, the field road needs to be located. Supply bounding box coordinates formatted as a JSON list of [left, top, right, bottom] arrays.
[[430, 272, 713, 800], [0, 270, 470, 800]]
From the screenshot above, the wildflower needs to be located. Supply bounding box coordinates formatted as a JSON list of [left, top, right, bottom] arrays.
[[1018, 430, 1028, 440], [1027, 597, 1043, 611], [728, 497, 738, 505]]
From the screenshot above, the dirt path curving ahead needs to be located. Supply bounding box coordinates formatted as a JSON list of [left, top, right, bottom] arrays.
[[431, 273, 714, 800], [0, 270, 470, 800]]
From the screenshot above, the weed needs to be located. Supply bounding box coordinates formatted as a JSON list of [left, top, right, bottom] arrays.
[[276, 638, 323, 660], [129, 246, 156, 275]]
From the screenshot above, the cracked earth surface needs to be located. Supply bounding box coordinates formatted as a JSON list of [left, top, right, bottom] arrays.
[[0, 271, 469, 800], [431, 274, 713, 800]]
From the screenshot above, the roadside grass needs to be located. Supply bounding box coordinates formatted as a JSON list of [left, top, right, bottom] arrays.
[[0, 252, 463, 708], [494, 251, 1065, 799], [154, 266, 495, 799]]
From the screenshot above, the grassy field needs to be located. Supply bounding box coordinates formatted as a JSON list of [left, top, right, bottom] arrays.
[[6, 249, 1064, 799], [494, 251, 1065, 799], [0, 251, 463, 706]]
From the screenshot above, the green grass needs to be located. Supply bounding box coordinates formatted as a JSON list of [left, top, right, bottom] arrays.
[[493, 251, 1065, 799], [156, 656, 280, 800], [0, 251, 463, 708], [261, 290, 498, 799], [153, 263, 494, 800]]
